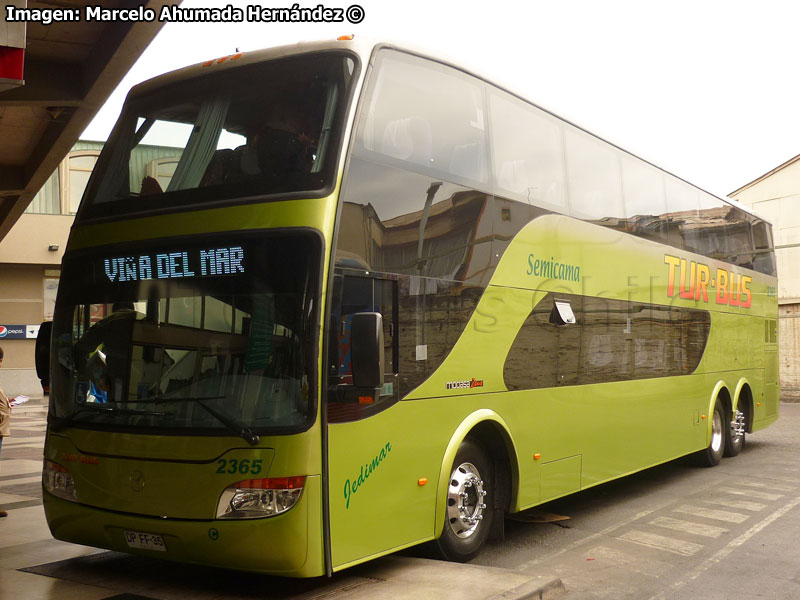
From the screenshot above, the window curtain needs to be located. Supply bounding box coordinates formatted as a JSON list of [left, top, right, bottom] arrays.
[[167, 97, 229, 192]]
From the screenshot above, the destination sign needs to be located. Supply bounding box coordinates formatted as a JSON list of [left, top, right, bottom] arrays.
[[102, 246, 245, 282]]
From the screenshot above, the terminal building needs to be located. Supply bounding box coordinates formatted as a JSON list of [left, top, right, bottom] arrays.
[[0, 0, 171, 395], [0, 138, 188, 394], [731, 155, 800, 400], [0, 143, 97, 394]]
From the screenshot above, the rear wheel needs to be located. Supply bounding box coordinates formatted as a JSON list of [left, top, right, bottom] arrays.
[[697, 400, 725, 467], [724, 407, 746, 457], [434, 439, 493, 562]]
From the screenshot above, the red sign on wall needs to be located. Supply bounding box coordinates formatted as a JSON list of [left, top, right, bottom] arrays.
[[0, 46, 24, 81]]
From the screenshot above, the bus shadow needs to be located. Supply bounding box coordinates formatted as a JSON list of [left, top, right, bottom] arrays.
[[21, 550, 383, 599], [488, 440, 776, 556]]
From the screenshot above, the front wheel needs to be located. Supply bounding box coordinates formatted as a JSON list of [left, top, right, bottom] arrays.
[[433, 439, 493, 562], [696, 401, 726, 467]]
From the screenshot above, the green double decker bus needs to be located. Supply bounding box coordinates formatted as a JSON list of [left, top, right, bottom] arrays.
[[41, 38, 778, 577]]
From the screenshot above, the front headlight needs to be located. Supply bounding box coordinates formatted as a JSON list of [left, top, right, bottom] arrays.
[[216, 476, 305, 519], [43, 460, 78, 502]]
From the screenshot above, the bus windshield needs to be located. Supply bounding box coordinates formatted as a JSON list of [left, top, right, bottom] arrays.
[[49, 233, 320, 434], [77, 51, 356, 220]]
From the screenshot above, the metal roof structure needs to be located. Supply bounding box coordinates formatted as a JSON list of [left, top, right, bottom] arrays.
[[0, 0, 174, 241]]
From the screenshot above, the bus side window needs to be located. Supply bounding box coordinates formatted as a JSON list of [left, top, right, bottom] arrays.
[[751, 218, 776, 275], [328, 274, 398, 421]]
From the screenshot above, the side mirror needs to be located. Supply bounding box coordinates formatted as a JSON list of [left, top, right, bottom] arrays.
[[35, 321, 53, 394], [350, 312, 385, 389]]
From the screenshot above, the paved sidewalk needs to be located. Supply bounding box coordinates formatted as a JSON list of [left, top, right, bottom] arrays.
[[0, 395, 48, 512], [0, 396, 563, 600]]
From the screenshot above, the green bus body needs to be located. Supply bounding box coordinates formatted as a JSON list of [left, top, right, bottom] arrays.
[[42, 39, 778, 577]]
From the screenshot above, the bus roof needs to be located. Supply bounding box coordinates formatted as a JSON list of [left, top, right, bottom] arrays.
[[127, 37, 372, 98]]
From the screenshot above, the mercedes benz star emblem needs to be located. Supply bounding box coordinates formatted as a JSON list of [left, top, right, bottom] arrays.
[[129, 470, 145, 492]]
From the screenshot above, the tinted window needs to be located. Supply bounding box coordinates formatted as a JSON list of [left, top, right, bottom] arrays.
[[620, 154, 667, 242], [564, 127, 623, 221], [327, 274, 398, 422], [51, 233, 321, 434], [690, 194, 755, 269], [335, 49, 494, 406], [338, 158, 493, 285], [750, 216, 776, 275], [356, 49, 489, 186], [662, 179, 697, 250], [395, 277, 483, 396], [78, 52, 356, 220], [489, 88, 566, 210], [504, 293, 711, 390], [328, 273, 484, 402]]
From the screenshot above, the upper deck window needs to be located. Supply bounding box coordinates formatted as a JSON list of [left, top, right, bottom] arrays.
[[355, 49, 489, 187], [77, 52, 356, 221]]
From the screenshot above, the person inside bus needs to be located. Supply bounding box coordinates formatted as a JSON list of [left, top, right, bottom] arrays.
[[139, 175, 164, 196], [75, 302, 139, 402], [199, 149, 235, 187], [226, 100, 319, 182], [254, 110, 318, 177]]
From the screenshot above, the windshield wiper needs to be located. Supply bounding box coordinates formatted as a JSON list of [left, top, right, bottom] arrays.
[[136, 395, 260, 446], [51, 403, 170, 432]]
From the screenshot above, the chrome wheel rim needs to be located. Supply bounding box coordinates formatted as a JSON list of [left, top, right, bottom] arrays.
[[446, 461, 487, 539], [711, 409, 723, 453]]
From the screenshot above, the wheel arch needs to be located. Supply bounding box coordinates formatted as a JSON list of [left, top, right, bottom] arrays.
[[734, 378, 755, 433], [706, 381, 732, 443], [434, 410, 520, 538]]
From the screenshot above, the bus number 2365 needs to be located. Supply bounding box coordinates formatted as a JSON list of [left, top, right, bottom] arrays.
[[216, 459, 263, 475]]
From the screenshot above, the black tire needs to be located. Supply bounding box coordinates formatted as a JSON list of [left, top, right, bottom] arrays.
[[35, 321, 53, 393], [696, 401, 726, 467], [434, 439, 493, 562], [724, 406, 746, 457]]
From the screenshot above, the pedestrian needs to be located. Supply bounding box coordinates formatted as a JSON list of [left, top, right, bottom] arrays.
[[0, 345, 11, 517]]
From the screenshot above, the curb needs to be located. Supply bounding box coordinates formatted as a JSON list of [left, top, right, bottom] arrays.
[[487, 575, 566, 600]]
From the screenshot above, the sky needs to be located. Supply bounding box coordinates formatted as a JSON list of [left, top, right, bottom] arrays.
[[82, 0, 800, 200]]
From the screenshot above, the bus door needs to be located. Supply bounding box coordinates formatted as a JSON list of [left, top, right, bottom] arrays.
[[325, 272, 429, 568]]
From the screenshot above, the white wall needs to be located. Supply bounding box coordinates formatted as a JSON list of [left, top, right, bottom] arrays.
[[732, 156, 800, 398], [0, 368, 43, 398]]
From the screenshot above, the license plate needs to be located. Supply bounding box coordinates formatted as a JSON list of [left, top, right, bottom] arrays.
[[124, 530, 167, 552]]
